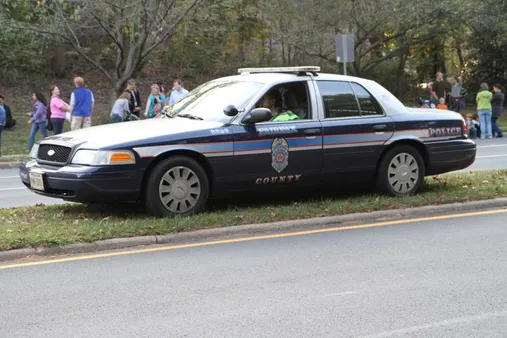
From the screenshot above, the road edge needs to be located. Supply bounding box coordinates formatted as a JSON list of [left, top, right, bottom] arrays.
[[2, 197, 507, 262], [0, 161, 21, 169]]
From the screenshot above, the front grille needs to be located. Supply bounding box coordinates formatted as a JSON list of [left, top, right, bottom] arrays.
[[37, 144, 72, 164]]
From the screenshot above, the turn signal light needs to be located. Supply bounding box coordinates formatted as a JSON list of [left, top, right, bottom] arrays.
[[110, 153, 134, 163]]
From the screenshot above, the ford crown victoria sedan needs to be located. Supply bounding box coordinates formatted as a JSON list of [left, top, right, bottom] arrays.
[[20, 67, 476, 217]]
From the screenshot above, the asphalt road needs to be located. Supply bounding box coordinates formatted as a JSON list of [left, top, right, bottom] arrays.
[[1, 210, 507, 337], [455, 138, 507, 172], [1, 138, 506, 209], [0, 168, 66, 208]]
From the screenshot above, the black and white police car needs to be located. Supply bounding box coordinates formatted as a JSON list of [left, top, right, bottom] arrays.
[[20, 67, 476, 217]]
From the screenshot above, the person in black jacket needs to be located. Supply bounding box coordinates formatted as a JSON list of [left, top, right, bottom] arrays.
[[0, 95, 16, 130], [492, 84, 505, 138], [126, 79, 142, 118]]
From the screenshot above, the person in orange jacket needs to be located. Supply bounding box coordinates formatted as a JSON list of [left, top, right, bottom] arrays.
[[436, 97, 448, 110]]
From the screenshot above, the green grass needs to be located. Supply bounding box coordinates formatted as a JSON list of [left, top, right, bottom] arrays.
[[1, 170, 507, 251]]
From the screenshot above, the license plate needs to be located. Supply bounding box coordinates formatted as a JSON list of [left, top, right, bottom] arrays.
[[29, 172, 45, 191]]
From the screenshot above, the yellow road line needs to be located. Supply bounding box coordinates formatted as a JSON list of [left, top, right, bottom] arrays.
[[1, 208, 506, 271]]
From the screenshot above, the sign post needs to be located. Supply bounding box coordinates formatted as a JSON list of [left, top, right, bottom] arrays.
[[335, 34, 355, 76]]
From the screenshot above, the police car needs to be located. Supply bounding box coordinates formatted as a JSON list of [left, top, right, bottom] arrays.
[[20, 67, 476, 217]]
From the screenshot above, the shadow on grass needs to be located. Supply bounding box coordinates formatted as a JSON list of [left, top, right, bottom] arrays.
[[46, 169, 507, 221], [2, 171, 505, 250], [80, 180, 447, 219], [80, 184, 375, 217]]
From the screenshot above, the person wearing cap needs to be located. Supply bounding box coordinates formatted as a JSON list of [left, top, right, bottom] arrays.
[[70, 77, 94, 130]]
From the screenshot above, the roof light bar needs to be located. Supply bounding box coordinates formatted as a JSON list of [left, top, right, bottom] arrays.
[[238, 66, 321, 74]]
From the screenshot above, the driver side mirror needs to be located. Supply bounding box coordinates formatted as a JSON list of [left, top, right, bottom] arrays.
[[242, 108, 272, 125]]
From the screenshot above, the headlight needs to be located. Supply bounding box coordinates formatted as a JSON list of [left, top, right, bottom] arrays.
[[29, 144, 39, 159], [71, 150, 136, 166]]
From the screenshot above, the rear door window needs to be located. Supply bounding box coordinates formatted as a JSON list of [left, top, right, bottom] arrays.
[[350, 82, 384, 116], [316, 81, 360, 119]]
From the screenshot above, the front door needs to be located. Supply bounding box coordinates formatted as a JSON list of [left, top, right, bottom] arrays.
[[230, 81, 323, 191]]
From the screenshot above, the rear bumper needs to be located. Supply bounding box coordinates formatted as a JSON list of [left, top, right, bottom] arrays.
[[426, 139, 476, 175], [19, 160, 143, 203]]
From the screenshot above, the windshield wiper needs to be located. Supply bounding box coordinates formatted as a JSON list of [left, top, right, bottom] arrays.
[[176, 113, 204, 120]]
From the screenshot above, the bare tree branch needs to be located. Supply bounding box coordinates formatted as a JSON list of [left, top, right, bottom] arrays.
[[51, 0, 113, 80], [361, 35, 440, 73], [141, 0, 202, 61]]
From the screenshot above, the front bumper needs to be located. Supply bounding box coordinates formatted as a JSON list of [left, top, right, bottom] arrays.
[[426, 139, 477, 175], [19, 160, 143, 203]]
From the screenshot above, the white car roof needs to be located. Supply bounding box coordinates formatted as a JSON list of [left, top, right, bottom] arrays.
[[217, 72, 374, 85], [214, 72, 409, 116]]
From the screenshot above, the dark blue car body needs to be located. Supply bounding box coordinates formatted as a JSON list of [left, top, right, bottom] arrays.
[[20, 68, 476, 216]]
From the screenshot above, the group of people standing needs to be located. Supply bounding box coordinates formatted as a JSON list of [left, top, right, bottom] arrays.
[[9, 76, 189, 154], [110, 78, 189, 122], [429, 72, 504, 140], [25, 76, 95, 152], [428, 72, 464, 112], [474, 83, 504, 139]]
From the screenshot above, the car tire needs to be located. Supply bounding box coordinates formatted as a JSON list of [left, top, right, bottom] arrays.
[[144, 156, 210, 217], [377, 145, 425, 197]]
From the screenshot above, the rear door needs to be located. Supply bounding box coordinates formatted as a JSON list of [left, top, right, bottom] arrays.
[[315, 80, 395, 180], [230, 80, 323, 190]]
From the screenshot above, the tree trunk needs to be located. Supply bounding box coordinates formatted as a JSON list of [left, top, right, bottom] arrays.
[[352, 60, 361, 76], [456, 45, 465, 73], [51, 44, 69, 78], [112, 79, 126, 103], [281, 40, 286, 65], [269, 38, 273, 62], [396, 40, 409, 100], [396, 54, 408, 100]]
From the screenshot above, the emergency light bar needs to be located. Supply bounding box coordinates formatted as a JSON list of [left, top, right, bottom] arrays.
[[238, 66, 321, 75]]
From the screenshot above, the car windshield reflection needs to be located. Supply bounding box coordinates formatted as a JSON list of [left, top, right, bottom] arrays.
[[158, 80, 264, 123]]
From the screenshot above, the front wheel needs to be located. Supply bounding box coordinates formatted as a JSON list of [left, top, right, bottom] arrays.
[[144, 156, 210, 217], [377, 146, 425, 196]]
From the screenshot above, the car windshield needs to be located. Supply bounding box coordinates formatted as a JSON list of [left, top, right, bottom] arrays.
[[158, 80, 264, 123]]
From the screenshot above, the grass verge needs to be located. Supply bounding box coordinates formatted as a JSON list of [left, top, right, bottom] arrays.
[[1, 170, 507, 251]]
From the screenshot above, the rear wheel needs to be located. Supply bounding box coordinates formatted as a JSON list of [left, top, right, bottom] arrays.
[[377, 145, 425, 196], [144, 156, 209, 217]]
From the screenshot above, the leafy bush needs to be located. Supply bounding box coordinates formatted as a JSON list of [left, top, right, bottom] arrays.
[[0, 15, 49, 84]]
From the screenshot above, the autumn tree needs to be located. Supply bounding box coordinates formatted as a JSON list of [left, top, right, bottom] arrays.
[[1, 0, 202, 98]]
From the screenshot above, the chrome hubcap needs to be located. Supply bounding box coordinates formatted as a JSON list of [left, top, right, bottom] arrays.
[[159, 166, 201, 214], [388, 153, 419, 194]]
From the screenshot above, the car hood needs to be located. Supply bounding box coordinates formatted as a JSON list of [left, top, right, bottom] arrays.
[[42, 118, 225, 149], [407, 107, 463, 119]]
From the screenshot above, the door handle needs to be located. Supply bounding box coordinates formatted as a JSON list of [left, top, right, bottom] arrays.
[[373, 124, 387, 131], [304, 129, 320, 135]]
